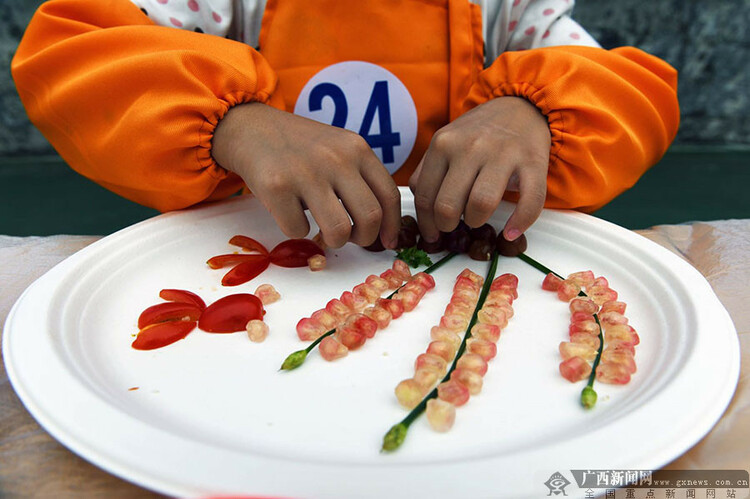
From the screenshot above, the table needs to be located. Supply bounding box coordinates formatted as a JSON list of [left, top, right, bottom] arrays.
[[1, 221, 748, 497]]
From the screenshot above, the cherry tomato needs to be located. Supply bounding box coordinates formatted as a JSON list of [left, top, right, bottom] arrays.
[[137, 302, 202, 329], [221, 256, 271, 286], [207, 253, 269, 270], [198, 293, 265, 333], [228, 235, 269, 255], [132, 321, 197, 350], [158, 289, 206, 310], [269, 239, 324, 268]]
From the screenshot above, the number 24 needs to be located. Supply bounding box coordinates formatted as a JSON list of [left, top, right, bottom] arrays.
[[308, 81, 401, 164]]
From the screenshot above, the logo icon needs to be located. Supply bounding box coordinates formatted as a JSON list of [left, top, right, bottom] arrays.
[[545, 471, 572, 496]]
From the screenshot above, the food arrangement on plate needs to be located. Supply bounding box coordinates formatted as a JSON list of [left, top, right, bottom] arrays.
[[3, 193, 739, 498], [131, 213, 640, 452]]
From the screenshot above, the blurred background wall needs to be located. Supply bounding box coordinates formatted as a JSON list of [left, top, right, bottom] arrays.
[[2, 0, 749, 155]]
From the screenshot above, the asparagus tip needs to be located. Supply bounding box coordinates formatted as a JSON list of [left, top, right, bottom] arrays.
[[280, 350, 308, 371], [381, 423, 408, 452], [581, 386, 598, 409]]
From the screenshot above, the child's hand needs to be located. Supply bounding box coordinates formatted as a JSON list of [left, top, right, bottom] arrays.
[[410, 96, 551, 242], [212, 103, 401, 249]]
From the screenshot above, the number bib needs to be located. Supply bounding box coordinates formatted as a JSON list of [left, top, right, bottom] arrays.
[[258, 0, 484, 184], [294, 62, 418, 174]]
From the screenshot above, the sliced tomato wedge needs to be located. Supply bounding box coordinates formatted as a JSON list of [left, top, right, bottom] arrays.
[[132, 321, 197, 350], [269, 239, 324, 268], [199, 293, 265, 333], [158, 289, 206, 310], [221, 256, 271, 286], [137, 302, 202, 329], [228, 235, 269, 255], [207, 253, 269, 270]]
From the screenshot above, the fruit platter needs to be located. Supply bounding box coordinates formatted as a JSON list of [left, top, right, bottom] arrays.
[[2, 189, 739, 498]]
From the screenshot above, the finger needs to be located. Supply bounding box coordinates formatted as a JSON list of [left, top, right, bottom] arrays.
[[303, 188, 353, 249], [464, 166, 509, 228], [258, 192, 310, 239], [413, 149, 449, 243], [433, 160, 480, 232], [505, 171, 521, 192], [408, 157, 424, 194], [359, 156, 401, 249], [502, 167, 547, 241], [335, 175, 384, 247]]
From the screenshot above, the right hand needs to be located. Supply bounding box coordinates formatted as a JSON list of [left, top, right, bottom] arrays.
[[212, 102, 401, 249]]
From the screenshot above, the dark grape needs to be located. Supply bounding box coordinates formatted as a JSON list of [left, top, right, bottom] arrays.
[[445, 221, 471, 253], [468, 239, 493, 261], [401, 215, 419, 234], [496, 232, 528, 257], [363, 237, 386, 252], [417, 233, 445, 254], [469, 223, 497, 244], [396, 215, 419, 249]]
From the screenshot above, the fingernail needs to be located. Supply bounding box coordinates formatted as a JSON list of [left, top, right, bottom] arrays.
[[505, 228, 521, 241], [386, 236, 398, 249]]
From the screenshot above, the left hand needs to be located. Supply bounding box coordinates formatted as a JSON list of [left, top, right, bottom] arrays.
[[410, 96, 551, 242]]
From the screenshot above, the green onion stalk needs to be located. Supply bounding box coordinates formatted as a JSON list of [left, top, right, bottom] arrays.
[[517, 253, 603, 409], [280, 251, 458, 371], [382, 251, 500, 452]]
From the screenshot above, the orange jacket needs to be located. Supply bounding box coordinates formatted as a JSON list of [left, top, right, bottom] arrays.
[[12, 0, 679, 213]]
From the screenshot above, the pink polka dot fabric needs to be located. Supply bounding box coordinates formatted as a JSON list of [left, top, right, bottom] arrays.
[[128, 0, 599, 61], [500, 0, 599, 53], [129, 0, 232, 37]]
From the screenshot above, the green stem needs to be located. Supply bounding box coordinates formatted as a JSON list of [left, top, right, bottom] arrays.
[[382, 251, 500, 452], [517, 253, 563, 279], [516, 252, 603, 409], [281, 252, 458, 371]]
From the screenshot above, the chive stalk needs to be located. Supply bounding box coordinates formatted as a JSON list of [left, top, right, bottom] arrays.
[[517, 252, 604, 409], [381, 251, 500, 452], [280, 252, 458, 371]]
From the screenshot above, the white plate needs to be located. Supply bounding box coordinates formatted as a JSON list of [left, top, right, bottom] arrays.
[[3, 190, 739, 498]]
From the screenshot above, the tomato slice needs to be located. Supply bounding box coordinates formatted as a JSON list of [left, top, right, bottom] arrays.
[[221, 256, 271, 286], [158, 289, 206, 310], [207, 253, 269, 270], [199, 293, 265, 333], [132, 321, 196, 350], [137, 302, 202, 329], [228, 235, 269, 255], [269, 239, 324, 268]]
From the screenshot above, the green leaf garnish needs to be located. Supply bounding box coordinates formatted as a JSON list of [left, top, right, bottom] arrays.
[[395, 246, 433, 268]]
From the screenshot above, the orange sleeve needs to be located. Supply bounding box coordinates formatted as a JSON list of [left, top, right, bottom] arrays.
[[11, 0, 284, 212], [464, 46, 680, 212]]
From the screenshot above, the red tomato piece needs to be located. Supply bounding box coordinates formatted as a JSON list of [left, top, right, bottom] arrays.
[[228, 235, 269, 255], [269, 239, 324, 268], [221, 256, 271, 286], [199, 294, 265, 333], [132, 321, 197, 350], [159, 289, 206, 310], [207, 253, 269, 270], [137, 302, 202, 329]]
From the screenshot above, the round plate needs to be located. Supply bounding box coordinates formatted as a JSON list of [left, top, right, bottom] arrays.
[[3, 190, 739, 498]]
